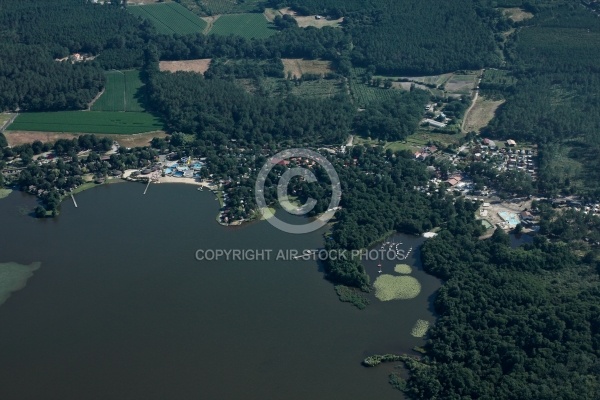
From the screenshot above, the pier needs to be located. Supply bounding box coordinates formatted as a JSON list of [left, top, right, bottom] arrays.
[[70, 192, 78, 208]]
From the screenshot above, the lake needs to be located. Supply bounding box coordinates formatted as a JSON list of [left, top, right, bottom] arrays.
[[0, 182, 440, 400]]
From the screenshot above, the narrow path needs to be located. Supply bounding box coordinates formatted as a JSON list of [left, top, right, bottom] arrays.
[[202, 15, 219, 34], [0, 113, 18, 132], [87, 88, 105, 111], [461, 85, 480, 133]]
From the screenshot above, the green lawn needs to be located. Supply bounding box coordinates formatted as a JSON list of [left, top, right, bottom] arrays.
[[209, 13, 276, 39], [91, 70, 145, 112], [7, 111, 163, 135], [128, 2, 207, 35]]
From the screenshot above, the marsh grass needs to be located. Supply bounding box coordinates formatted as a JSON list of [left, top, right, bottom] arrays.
[[410, 319, 430, 338], [394, 264, 412, 274], [373, 274, 421, 301]]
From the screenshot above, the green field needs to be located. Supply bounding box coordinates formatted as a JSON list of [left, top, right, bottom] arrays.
[[7, 111, 163, 135], [201, 0, 264, 14], [209, 13, 275, 38], [128, 2, 207, 35], [91, 70, 145, 112], [350, 81, 399, 108]]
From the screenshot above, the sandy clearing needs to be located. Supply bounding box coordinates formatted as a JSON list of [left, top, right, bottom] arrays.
[[462, 96, 505, 133], [279, 8, 343, 28], [263, 8, 282, 22], [159, 59, 212, 75], [502, 8, 534, 22], [282, 59, 332, 78], [5, 131, 167, 148]]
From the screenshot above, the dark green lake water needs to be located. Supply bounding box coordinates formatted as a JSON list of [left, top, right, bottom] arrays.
[[0, 182, 440, 400]]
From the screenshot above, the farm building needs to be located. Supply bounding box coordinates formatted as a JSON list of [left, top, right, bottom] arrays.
[[425, 119, 447, 128]]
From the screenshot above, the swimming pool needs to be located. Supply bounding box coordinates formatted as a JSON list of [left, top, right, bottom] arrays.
[[498, 211, 520, 226]]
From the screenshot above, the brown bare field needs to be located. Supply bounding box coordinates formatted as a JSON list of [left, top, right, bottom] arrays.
[[159, 59, 212, 75], [444, 74, 479, 95], [279, 8, 343, 28], [462, 96, 505, 133], [502, 8, 534, 22], [5, 131, 167, 148], [282, 59, 332, 78]]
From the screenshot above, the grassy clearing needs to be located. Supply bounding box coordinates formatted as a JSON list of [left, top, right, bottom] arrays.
[[373, 274, 421, 301], [8, 111, 163, 135], [159, 59, 212, 74], [128, 2, 207, 35], [208, 13, 275, 38], [463, 96, 505, 133], [91, 70, 145, 112]]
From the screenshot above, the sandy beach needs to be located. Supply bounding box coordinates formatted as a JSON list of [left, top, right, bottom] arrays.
[[122, 169, 214, 188]]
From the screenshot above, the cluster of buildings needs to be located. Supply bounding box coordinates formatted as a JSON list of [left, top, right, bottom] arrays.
[[162, 156, 205, 178], [414, 145, 438, 160], [422, 103, 450, 129]]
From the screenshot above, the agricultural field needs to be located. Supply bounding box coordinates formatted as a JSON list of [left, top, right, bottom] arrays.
[[7, 111, 163, 135], [208, 13, 275, 38], [159, 59, 212, 74], [282, 59, 332, 79], [350, 81, 399, 108], [91, 70, 145, 112], [442, 73, 480, 96], [128, 2, 207, 35], [177, 0, 265, 15]]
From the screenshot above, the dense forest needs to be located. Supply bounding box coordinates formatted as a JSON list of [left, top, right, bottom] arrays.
[[0, 0, 151, 111], [401, 213, 600, 399], [146, 68, 354, 145], [274, 0, 502, 74]]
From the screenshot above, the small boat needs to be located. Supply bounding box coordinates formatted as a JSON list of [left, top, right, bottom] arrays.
[[378, 263, 382, 273]]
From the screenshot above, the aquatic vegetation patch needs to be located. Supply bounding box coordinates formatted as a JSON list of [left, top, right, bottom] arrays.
[[0, 262, 41, 306], [334, 285, 370, 309], [0, 188, 12, 199], [373, 274, 421, 301], [394, 264, 412, 274], [410, 319, 430, 338]]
